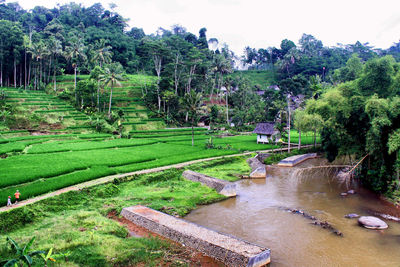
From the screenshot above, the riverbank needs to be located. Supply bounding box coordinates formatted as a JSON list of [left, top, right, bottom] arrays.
[[185, 156, 400, 267]]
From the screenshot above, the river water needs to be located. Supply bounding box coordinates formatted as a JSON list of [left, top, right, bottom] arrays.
[[185, 158, 400, 267]]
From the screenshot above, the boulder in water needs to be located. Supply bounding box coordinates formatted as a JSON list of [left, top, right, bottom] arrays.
[[347, 189, 356, 194], [340, 192, 348, 197], [345, 213, 360, 219], [358, 216, 388, 229]]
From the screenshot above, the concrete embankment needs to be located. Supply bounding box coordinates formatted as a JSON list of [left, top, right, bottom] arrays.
[[277, 153, 317, 167], [121, 205, 271, 267], [182, 170, 237, 197], [247, 156, 267, 179]]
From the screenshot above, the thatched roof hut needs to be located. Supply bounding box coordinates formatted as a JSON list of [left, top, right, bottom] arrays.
[[253, 122, 278, 143]]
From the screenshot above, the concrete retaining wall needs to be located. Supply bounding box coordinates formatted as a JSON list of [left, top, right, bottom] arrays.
[[247, 157, 266, 179], [277, 153, 317, 167], [121, 205, 271, 267], [182, 170, 236, 197]]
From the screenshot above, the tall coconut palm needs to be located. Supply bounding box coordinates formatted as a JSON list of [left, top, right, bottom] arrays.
[[29, 41, 47, 90], [222, 76, 233, 125], [23, 35, 31, 90], [181, 90, 203, 146], [65, 38, 87, 92], [47, 37, 62, 92], [99, 62, 126, 118], [276, 47, 300, 77], [212, 53, 232, 96], [91, 39, 112, 68]]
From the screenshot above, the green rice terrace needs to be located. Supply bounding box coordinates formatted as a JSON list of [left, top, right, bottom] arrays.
[[0, 87, 90, 133], [0, 128, 317, 206], [0, 73, 319, 208], [54, 74, 163, 132]]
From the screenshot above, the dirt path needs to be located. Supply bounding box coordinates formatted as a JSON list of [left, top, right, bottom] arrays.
[[0, 145, 315, 212]]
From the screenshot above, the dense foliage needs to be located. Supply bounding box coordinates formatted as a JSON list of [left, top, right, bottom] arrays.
[[300, 56, 400, 195]]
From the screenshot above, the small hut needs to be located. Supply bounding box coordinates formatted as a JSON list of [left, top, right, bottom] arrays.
[[253, 122, 277, 144]]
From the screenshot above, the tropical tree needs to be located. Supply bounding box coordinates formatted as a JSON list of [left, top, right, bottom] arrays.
[[139, 38, 169, 112], [223, 76, 233, 125], [29, 41, 47, 90], [90, 65, 105, 111], [181, 90, 203, 146], [99, 62, 126, 118], [293, 109, 309, 149], [47, 37, 62, 92], [65, 37, 87, 93], [276, 47, 300, 77], [212, 53, 232, 100], [388, 129, 400, 182], [22, 35, 31, 90], [91, 39, 112, 68]]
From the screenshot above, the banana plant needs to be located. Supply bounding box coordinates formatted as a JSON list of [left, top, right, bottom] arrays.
[[40, 248, 56, 267], [0, 236, 44, 267]]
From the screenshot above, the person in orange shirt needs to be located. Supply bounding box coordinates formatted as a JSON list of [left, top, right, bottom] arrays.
[[14, 190, 20, 204]]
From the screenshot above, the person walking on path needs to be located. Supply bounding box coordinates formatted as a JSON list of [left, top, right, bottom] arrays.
[[14, 190, 20, 204], [7, 196, 12, 206]]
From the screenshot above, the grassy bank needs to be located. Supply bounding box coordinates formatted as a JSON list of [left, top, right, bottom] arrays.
[[0, 168, 227, 266]]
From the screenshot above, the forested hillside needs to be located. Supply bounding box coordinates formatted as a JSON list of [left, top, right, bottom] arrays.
[[1, 1, 400, 131]]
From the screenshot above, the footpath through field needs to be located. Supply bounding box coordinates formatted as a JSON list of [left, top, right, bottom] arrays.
[[0, 145, 315, 212]]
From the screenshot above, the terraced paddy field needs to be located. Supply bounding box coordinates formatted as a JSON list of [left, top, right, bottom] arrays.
[[0, 75, 319, 207], [0, 87, 92, 133], [55, 74, 163, 132], [0, 127, 319, 206]]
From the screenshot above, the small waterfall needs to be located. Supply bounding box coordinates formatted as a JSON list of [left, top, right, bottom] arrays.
[[289, 165, 351, 186]]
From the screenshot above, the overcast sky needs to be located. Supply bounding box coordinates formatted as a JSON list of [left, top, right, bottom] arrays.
[[7, 0, 400, 55]]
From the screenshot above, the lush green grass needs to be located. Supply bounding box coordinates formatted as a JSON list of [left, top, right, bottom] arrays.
[[0, 109, 319, 206], [0, 132, 280, 205], [289, 130, 320, 145], [0, 169, 226, 266], [188, 156, 252, 182]]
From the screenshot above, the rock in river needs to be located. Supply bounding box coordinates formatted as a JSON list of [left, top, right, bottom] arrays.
[[358, 216, 388, 230], [345, 213, 360, 219]]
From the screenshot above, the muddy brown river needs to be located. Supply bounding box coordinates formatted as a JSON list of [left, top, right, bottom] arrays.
[[185, 158, 400, 267]]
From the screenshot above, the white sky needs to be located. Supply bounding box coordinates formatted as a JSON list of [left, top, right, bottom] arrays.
[[7, 0, 400, 55]]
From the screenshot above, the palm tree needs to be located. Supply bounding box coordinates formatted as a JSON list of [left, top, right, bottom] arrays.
[[23, 35, 31, 90], [65, 38, 87, 92], [99, 62, 126, 118], [29, 41, 47, 90], [90, 66, 105, 111], [29, 42, 39, 88], [91, 39, 112, 68], [276, 47, 300, 77], [223, 76, 233, 125], [47, 38, 62, 92], [181, 90, 203, 146], [212, 53, 232, 102]]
